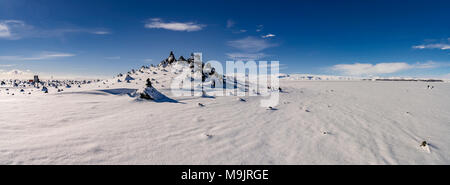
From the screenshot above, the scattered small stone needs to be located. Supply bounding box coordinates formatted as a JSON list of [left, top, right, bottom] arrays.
[[198, 103, 205, 107], [420, 141, 427, 147]]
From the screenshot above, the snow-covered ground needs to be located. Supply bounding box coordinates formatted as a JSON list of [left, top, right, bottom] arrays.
[[0, 65, 449, 164]]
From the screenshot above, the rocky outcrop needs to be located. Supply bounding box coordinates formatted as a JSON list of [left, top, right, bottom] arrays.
[[157, 51, 220, 83], [125, 74, 135, 81], [178, 56, 186, 62], [158, 51, 177, 67], [167, 51, 176, 64]]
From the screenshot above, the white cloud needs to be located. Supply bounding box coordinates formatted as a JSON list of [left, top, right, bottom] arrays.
[[412, 61, 441, 69], [227, 36, 277, 61], [40, 28, 111, 37], [258, 63, 286, 70], [228, 36, 276, 52], [105, 56, 120, 60], [226, 19, 235, 28], [0, 20, 26, 39], [232, 29, 247, 34], [91, 31, 111, 35], [262, 33, 276, 38], [0, 64, 15, 67], [331, 61, 440, 76], [256, 25, 263, 32], [226, 53, 268, 61], [0, 52, 75, 61], [0, 69, 34, 79], [143, 58, 153, 62], [3, 69, 31, 75], [145, 18, 204, 32], [0, 23, 11, 38], [0, 20, 111, 39], [413, 44, 450, 50]]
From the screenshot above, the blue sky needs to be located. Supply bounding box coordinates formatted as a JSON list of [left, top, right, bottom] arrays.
[[1, 0, 450, 78]]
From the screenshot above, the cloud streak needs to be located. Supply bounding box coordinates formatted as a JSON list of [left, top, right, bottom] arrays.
[[91, 31, 111, 35], [226, 19, 235, 28], [145, 18, 204, 32], [0, 20, 110, 40], [0, 20, 28, 39], [105, 56, 120, 60], [256, 25, 263, 32], [226, 53, 268, 61], [413, 44, 450, 50], [0, 64, 15, 67], [226, 36, 277, 61], [0, 52, 75, 61], [331, 61, 441, 76], [227, 36, 276, 52], [262, 33, 276, 38]]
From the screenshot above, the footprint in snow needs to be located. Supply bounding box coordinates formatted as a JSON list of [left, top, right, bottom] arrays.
[[194, 116, 204, 122], [81, 143, 103, 153], [199, 133, 213, 139], [205, 134, 213, 139]]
